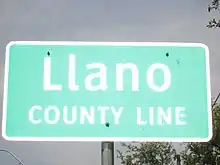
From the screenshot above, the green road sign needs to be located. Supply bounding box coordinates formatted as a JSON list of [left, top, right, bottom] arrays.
[[2, 41, 212, 142]]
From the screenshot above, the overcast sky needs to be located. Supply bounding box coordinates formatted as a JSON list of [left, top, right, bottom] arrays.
[[0, 0, 220, 165]]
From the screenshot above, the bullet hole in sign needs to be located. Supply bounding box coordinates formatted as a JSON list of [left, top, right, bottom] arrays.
[[166, 53, 169, 57], [47, 51, 50, 56], [105, 122, 110, 127]]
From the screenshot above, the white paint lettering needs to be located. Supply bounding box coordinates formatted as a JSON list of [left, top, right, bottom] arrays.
[[175, 107, 186, 125], [43, 57, 62, 91], [98, 106, 109, 124], [111, 106, 123, 124], [44, 106, 60, 124], [147, 63, 171, 92], [116, 63, 139, 91], [158, 107, 172, 125], [85, 63, 107, 91], [80, 106, 95, 124], [28, 105, 42, 124], [63, 106, 77, 124], [136, 107, 147, 125], [68, 54, 79, 91]]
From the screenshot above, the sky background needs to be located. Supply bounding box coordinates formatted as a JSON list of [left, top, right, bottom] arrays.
[[0, 0, 220, 165]]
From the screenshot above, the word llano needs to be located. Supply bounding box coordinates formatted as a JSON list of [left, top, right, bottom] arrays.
[[44, 54, 171, 92]]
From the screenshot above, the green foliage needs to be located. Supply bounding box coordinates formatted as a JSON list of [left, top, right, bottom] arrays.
[[117, 142, 176, 165], [180, 142, 219, 165], [179, 101, 220, 165], [211, 102, 220, 146], [207, 0, 220, 28]]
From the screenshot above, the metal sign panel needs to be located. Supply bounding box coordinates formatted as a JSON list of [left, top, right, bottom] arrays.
[[2, 41, 212, 142]]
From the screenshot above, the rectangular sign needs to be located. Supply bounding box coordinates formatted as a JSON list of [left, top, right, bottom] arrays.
[[2, 41, 212, 142]]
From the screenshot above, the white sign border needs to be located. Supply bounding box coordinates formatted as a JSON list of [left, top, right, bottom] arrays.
[[2, 41, 212, 142]]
